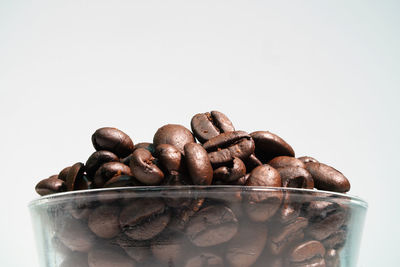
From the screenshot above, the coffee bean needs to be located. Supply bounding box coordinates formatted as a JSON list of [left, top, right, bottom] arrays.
[[250, 131, 295, 163], [85, 150, 119, 178], [129, 148, 164, 185], [275, 194, 302, 224], [184, 252, 224, 267], [322, 228, 347, 250], [204, 131, 255, 165], [93, 162, 132, 188], [277, 166, 314, 189], [119, 198, 170, 241], [35, 175, 66, 196], [88, 205, 121, 239], [269, 156, 306, 169], [60, 252, 89, 267], [305, 162, 350, 192], [289, 240, 325, 263], [92, 127, 134, 158], [268, 217, 308, 255], [153, 124, 195, 154], [133, 142, 155, 153], [167, 198, 205, 231], [57, 217, 96, 252], [155, 144, 182, 174], [245, 165, 283, 222], [213, 157, 246, 182], [88, 246, 135, 267], [184, 143, 213, 185], [58, 166, 71, 181], [66, 162, 89, 191], [191, 111, 235, 143], [225, 223, 268, 267], [298, 156, 319, 164], [244, 153, 263, 172], [186, 205, 238, 247]]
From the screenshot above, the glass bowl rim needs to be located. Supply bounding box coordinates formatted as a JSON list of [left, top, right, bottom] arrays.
[[28, 186, 368, 209]]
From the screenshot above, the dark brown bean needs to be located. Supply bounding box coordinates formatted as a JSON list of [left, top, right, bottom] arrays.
[[190, 111, 235, 143], [85, 150, 119, 178], [322, 228, 347, 250], [153, 124, 195, 154], [289, 240, 325, 263], [92, 127, 134, 158], [186, 205, 238, 247], [57, 217, 96, 252], [35, 175, 66, 196], [93, 162, 132, 188], [269, 156, 306, 169], [119, 198, 170, 241], [204, 131, 255, 165], [155, 144, 182, 174], [305, 162, 350, 192], [88, 246, 135, 267], [184, 143, 213, 185], [114, 234, 151, 263], [298, 156, 319, 164], [66, 162, 89, 191], [88, 205, 121, 239], [250, 131, 295, 163], [58, 166, 71, 181], [225, 223, 268, 267], [129, 148, 164, 185], [277, 166, 314, 189], [244, 153, 263, 172], [213, 157, 246, 182], [103, 175, 142, 188]]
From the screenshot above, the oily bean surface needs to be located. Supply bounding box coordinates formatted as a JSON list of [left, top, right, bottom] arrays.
[[191, 111, 235, 143], [93, 162, 132, 188], [153, 124, 195, 154], [35, 175, 66, 196], [66, 162, 89, 191], [306, 162, 350, 192], [289, 240, 325, 263], [213, 157, 246, 182], [269, 156, 306, 169], [278, 166, 314, 189], [250, 131, 295, 163], [92, 127, 134, 158], [88, 205, 121, 239], [155, 144, 182, 174], [298, 156, 319, 164], [85, 150, 119, 178], [184, 143, 213, 185], [130, 148, 164, 185]]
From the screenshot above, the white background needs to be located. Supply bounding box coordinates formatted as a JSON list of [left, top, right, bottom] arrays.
[[1, 0, 399, 266]]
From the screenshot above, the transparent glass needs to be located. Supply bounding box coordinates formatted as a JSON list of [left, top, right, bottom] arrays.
[[29, 186, 367, 267]]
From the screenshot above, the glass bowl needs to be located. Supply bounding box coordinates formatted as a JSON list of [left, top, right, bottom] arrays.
[[29, 186, 367, 267]]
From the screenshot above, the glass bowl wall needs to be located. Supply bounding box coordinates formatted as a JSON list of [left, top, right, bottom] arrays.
[[29, 186, 367, 267]]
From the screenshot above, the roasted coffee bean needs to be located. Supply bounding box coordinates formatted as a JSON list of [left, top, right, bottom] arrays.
[[151, 231, 184, 265], [66, 162, 89, 191], [278, 166, 314, 189], [184, 143, 213, 185], [204, 131, 255, 165], [153, 124, 195, 154], [225, 223, 268, 267], [129, 148, 164, 185], [213, 157, 246, 182], [58, 166, 71, 181], [250, 131, 295, 163], [133, 142, 155, 153], [155, 144, 182, 174], [93, 162, 132, 188], [85, 150, 119, 178], [168, 198, 205, 231], [289, 240, 325, 263], [306, 162, 350, 192], [298, 156, 319, 164], [322, 228, 347, 250], [103, 175, 142, 188], [184, 252, 224, 267], [244, 153, 263, 172], [275, 195, 302, 224], [113, 234, 151, 263], [119, 198, 170, 240], [268, 217, 308, 255], [88, 205, 121, 239], [66, 199, 93, 220], [57, 217, 96, 252], [88, 246, 135, 267], [92, 127, 134, 158], [191, 111, 235, 143], [35, 175, 66, 196], [269, 156, 306, 169], [60, 252, 89, 267], [186, 205, 238, 247], [245, 165, 283, 222]]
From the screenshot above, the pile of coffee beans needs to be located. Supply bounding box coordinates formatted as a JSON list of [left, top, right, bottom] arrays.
[[34, 110, 351, 267]]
